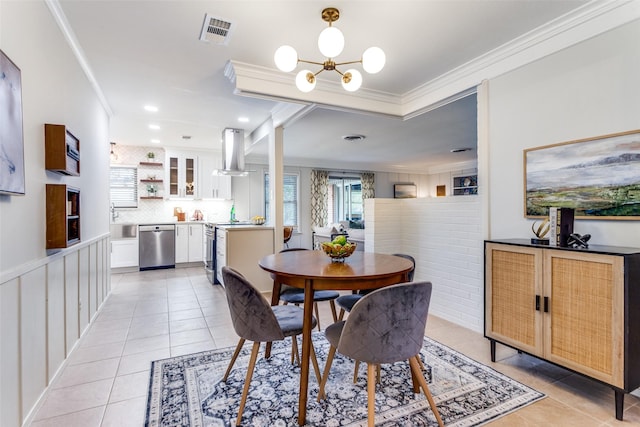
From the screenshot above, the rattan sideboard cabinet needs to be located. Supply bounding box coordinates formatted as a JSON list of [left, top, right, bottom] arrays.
[[484, 239, 640, 421]]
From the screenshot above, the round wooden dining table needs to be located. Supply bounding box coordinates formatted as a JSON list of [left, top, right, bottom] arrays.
[[258, 250, 414, 426]]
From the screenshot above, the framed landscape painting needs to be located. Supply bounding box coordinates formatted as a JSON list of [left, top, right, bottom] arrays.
[[0, 49, 25, 195], [524, 130, 640, 220], [394, 184, 417, 199]]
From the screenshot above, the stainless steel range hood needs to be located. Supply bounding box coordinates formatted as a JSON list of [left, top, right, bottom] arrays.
[[219, 128, 248, 176]]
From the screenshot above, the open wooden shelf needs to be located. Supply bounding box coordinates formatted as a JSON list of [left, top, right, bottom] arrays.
[[140, 179, 163, 183], [45, 124, 80, 176], [46, 184, 80, 249], [140, 196, 163, 200], [139, 161, 163, 167]]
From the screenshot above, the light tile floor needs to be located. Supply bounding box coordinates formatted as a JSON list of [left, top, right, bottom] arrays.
[[28, 267, 640, 426]]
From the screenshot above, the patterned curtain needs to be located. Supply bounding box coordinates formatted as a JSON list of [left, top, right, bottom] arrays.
[[360, 172, 375, 220], [310, 170, 329, 227], [361, 172, 375, 200]]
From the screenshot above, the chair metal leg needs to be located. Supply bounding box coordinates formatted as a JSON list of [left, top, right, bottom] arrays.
[[236, 342, 261, 426], [223, 338, 245, 381], [409, 356, 444, 427], [367, 363, 376, 427], [318, 344, 337, 401]]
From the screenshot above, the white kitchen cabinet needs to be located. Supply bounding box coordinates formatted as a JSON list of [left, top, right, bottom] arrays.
[[166, 151, 198, 198], [176, 223, 204, 263], [210, 174, 232, 199], [188, 223, 204, 262], [175, 224, 189, 263], [111, 239, 139, 268], [216, 226, 274, 292], [199, 154, 232, 199]]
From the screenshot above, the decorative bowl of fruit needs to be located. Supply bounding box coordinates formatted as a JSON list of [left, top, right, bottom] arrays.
[[251, 215, 265, 225], [321, 235, 357, 262]]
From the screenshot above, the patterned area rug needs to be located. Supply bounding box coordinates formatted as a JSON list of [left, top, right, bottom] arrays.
[[145, 333, 544, 426]]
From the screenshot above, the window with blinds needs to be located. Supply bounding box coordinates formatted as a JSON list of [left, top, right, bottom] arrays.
[[110, 165, 138, 208], [264, 172, 299, 226]]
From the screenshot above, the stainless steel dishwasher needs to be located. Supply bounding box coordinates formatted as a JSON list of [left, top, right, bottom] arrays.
[[139, 224, 176, 270]]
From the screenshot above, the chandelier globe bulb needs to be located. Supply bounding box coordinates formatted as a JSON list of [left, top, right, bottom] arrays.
[[318, 26, 344, 58], [274, 45, 298, 72], [362, 47, 386, 74], [295, 70, 316, 92], [342, 69, 362, 92]]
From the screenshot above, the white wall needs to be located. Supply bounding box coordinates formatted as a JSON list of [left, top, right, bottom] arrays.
[[487, 19, 640, 247], [367, 196, 483, 332], [0, 0, 110, 270], [0, 2, 112, 425]]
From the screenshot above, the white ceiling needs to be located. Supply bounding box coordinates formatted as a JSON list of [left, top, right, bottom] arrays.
[[56, 0, 589, 173]]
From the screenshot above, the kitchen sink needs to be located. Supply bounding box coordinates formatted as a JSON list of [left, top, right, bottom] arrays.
[[110, 223, 137, 240]]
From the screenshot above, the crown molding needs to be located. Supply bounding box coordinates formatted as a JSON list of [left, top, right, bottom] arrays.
[[45, 0, 113, 116], [226, 60, 404, 117], [401, 0, 640, 116]]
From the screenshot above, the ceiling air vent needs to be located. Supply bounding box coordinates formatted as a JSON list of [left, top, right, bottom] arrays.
[[342, 134, 366, 142], [200, 14, 234, 45]]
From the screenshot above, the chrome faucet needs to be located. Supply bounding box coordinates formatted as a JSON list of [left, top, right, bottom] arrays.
[[110, 203, 119, 222]]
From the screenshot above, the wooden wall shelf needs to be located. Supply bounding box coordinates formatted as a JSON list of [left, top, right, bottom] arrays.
[[45, 124, 80, 176], [46, 184, 80, 249], [140, 179, 163, 183], [140, 196, 163, 200], [139, 162, 163, 167]]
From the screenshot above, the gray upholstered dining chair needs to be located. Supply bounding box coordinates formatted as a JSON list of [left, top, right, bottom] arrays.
[[278, 248, 339, 331], [336, 253, 416, 320], [336, 254, 417, 381], [221, 266, 323, 425], [318, 281, 444, 427]]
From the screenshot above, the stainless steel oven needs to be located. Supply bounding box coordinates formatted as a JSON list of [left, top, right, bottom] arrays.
[[204, 222, 217, 284]]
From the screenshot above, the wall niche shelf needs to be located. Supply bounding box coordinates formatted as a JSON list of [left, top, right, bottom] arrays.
[[46, 184, 80, 249], [453, 175, 478, 195], [45, 124, 80, 176]]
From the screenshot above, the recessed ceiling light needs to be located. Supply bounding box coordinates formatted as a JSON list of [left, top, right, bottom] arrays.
[[450, 147, 472, 153], [238, 117, 249, 123], [149, 124, 160, 130], [151, 139, 160, 144], [144, 105, 158, 112]]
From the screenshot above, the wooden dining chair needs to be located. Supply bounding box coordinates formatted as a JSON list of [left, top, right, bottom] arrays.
[[283, 225, 294, 248], [318, 281, 444, 427], [221, 266, 323, 425]]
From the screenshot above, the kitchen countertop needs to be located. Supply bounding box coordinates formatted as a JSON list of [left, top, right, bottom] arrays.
[[135, 221, 207, 226], [216, 224, 274, 230]]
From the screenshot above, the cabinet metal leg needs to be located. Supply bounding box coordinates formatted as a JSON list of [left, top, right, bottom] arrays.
[[490, 339, 496, 362], [615, 389, 624, 421]]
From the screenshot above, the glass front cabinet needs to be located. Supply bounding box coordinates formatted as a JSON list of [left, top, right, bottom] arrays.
[[167, 151, 198, 198]]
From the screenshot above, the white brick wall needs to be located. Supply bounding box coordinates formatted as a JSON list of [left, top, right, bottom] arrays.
[[366, 196, 484, 332]]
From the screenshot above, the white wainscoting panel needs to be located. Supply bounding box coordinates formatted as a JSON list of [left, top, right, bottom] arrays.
[[0, 234, 111, 425]]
